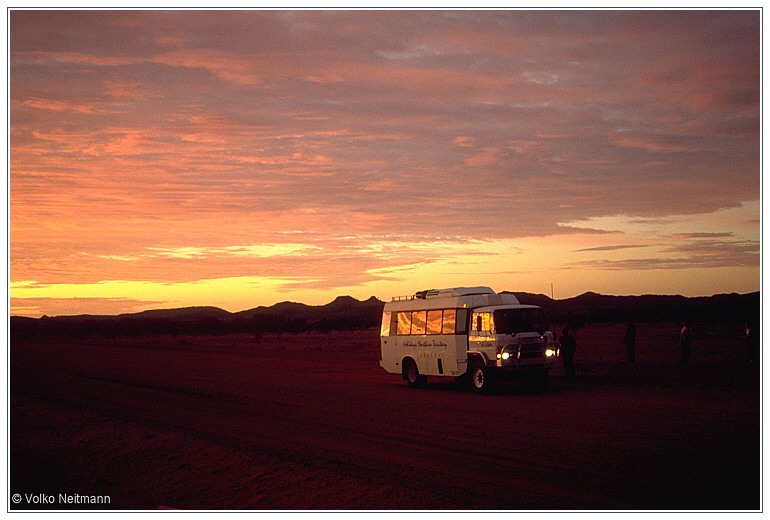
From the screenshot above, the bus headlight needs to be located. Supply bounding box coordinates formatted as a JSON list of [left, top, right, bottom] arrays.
[[501, 352, 510, 360], [545, 349, 556, 357]]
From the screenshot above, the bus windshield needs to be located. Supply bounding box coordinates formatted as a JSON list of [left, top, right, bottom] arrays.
[[493, 308, 549, 334]]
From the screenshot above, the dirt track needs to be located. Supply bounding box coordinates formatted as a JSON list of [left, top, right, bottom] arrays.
[[10, 326, 760, 510]]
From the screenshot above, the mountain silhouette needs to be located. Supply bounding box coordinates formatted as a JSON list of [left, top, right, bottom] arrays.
[[10, 291, 759, 340]]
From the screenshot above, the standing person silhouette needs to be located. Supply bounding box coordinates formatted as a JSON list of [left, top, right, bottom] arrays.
[[745, 321, 759, 365], [623, 322, 637, 363], [678, 322, 692, 365], [560, 328, 577, 378]]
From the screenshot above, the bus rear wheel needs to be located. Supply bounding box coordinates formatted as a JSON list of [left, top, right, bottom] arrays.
[[403, 358, 427, 388], [469, 360, 495, 393]]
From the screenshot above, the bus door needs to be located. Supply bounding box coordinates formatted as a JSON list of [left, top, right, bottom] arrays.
[[468, 310, 497, 361]]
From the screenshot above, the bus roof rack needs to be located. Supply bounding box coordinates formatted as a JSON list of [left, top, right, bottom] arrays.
[[447, 287, 495, 297], [392, 286, 496, 301]]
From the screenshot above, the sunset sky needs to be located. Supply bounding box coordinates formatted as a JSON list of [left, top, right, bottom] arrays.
[[9, 9, 761, 317]]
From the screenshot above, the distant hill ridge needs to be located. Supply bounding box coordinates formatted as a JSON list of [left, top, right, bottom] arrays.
[[511, 291, 759, 325], [10, 291, 759, 339]]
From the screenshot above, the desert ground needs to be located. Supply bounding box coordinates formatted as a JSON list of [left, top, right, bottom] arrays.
[[9, 322, 760, 511]]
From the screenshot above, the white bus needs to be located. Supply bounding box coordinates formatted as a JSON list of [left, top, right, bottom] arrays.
[[380, 287, 559, 392]]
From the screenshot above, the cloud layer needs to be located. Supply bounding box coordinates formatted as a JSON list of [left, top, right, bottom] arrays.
[[10, 10, 760, 314]]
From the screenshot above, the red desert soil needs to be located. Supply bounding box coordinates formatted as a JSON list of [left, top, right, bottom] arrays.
[[10, 323, 760, 510]]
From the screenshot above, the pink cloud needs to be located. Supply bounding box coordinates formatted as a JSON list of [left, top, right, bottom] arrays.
[[103, 80, 143, 100], [22, 97, 107, 113], [9, 10, 760, 305]]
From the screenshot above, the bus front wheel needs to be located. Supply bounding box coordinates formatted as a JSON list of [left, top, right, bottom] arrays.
[[469, 360, 495, 393]]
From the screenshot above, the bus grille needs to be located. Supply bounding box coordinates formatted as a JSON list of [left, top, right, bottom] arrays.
[[519, 344, 544, 358]]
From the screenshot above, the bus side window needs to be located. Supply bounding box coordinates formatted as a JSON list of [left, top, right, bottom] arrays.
[[397, 311, 412, 335], [381, 311, 392, 336], [473, 312, 493, 333], [388, 312, 399, 336], [483, 313, 494, 333], [411, 310, 427, 335], [426, 309, 442, 334], [456, 309, 469, 334], [441, 309, 456, 334]]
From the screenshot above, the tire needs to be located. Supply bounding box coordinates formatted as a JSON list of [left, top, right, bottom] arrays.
[[403, 358, 427, 388], [469, 359, 495, 393]]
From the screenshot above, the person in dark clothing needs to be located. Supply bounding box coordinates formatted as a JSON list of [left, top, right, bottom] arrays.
[[560, 328, 577, 378], [623, 322, 637, 363], [678, 322, 692, 365], [745, 321, 759, 365]]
